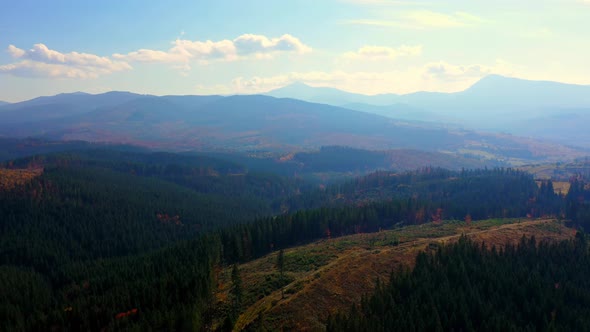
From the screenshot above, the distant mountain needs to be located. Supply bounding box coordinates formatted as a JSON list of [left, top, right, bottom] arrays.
[[339, 102, 452, 123], [457, 75, 590, 108], [0, 91, 147, 123], [266, 76, 590, 146], [267, 82, 400, 106], [0, 91, 585, 163], [267, 76, 590, 111]]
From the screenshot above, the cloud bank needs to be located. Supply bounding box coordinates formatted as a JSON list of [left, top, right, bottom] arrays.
[[1, 44, 131, 79], [114, 34, 311, 65], [341, 45, 422, 61], [1, 34, 310, 79], [202, 59, 517, 95]]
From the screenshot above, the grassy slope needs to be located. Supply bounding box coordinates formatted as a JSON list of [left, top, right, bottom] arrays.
[[218, 218, 575, 331]]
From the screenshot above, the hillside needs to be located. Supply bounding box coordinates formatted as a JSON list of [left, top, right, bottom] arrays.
[[219, 218, 574, 331], [327, 229, 590, 331], [0, 149, 305, 331]]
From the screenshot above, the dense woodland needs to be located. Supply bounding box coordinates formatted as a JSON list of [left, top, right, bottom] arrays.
[[327, 235, 590, 331], [1, 147, 589, 331]]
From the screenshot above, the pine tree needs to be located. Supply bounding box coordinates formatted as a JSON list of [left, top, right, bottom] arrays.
[[230, 264, 242, 313]]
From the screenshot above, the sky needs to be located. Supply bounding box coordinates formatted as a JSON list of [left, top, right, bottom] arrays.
[[1, 0, 589, 102]]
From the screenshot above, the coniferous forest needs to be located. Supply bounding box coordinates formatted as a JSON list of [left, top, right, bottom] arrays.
[[1, 147, 589, 331], [327, 234, 590, 332]]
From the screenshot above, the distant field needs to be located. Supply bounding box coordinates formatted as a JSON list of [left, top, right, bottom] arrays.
[[216, 218, 574, 331], [535, 179, 571, 195], [521, 161, 590, 185]]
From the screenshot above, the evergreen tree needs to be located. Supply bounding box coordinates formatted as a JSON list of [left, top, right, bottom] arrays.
[[230, 264, 243, 314]]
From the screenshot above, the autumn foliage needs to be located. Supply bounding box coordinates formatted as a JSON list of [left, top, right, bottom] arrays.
[[115, 308, 138, 319], [0, 167, 43, 191], [156, 213, 182, 225]]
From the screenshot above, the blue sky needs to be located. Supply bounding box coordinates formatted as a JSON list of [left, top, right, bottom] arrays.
[[1, 0, 589, 102]]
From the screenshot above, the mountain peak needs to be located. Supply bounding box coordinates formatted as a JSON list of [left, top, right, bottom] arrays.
[[468, 75, 589, 93], [469, 74, 519, 87], [268, 81, 316, 94], [266, 81, 329, 99], [286, 81, 311, 88]]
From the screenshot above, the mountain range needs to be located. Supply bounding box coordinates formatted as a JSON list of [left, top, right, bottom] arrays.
[[267, 75, 590, 146], [1, 76, 589, 164]]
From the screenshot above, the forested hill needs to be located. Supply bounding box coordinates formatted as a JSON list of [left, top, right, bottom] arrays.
[[0, 137, 147, 162], [0, 149, 301, 330], [2, 148, 590, 330], [0, 138, 497, 176], [328, 235, 590, 331], [4, 148, 302, 206], [286, 167, 563, 217]]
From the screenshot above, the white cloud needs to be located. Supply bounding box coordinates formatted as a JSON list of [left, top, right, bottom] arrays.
[[114, 34, 311, 66], [422, 60, 517, 82], [233, 34, 311, 54], [171, 38, 237, 61], [346, 10, 485, 29], [7, 45, 25, 58], [113, 49, 187, 63], [0, 61, 111, 79], [341, 45, 422, 61], [10, 44, 130, 70], [2, 44, 131, 79], [206, 60, 518, 95], [423, 62, 490, 81]]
